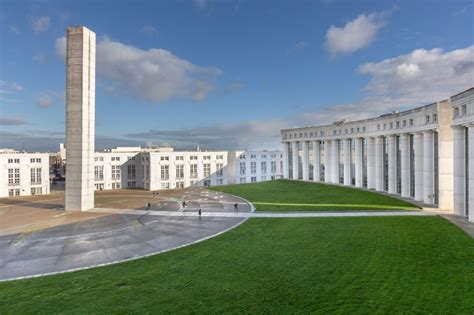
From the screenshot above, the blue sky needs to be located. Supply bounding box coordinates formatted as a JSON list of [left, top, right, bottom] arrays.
[[0, 0, 473, 152]]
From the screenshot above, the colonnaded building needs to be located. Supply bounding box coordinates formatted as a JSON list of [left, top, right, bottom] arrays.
[[281, 87, 474, 222]]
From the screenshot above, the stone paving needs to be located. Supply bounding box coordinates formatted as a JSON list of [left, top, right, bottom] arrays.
[[0, 188, 250, 282]]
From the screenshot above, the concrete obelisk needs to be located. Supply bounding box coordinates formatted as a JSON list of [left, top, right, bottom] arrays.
[[65, 26, 96, 211]]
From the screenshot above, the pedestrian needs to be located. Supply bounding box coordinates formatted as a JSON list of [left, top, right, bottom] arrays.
[[182, 201, 187, 210], [234, 203, 239, 212], [152, 192, 155, 198], [198, 208, 202, 219], [147, 202, 151, 210]]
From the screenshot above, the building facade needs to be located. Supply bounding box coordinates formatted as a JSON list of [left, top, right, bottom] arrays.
[[229, 150, 284, 184], [451, 88, 474, 222], [78, 147, 284, 192], [281, 101, 454, 209], [0, 150, 50, 198]]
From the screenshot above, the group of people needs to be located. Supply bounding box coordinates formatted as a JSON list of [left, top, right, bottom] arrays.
[[145, 192, 240, 218]]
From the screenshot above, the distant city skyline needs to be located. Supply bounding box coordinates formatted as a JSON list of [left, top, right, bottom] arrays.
[[1, 0, 473, 152]]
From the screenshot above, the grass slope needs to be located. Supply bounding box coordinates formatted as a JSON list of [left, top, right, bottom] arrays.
[[0, 217, 473, 314], [210, 180, 419, 211]]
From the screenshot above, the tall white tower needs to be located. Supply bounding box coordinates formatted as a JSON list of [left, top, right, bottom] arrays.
[[65, 26, 96, 211]]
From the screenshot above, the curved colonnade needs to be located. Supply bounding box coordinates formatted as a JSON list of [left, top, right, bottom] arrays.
[[281, 88, 474, 222]]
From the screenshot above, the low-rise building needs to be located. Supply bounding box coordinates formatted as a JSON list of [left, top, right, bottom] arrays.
[[229, 150, 284, 184], [0, 150, 50, 197]]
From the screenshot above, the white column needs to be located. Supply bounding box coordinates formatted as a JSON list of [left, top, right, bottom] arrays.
[[291, 141, 299, 180], [414, 132, 424, 201], [331, 139, 339, 184], [302, 141, 309, 180], [453, 126, 465, 216], [367, 137, 375, 189], [423, 131, 434, 204], [400, 134, 410, 198], [324, 140, 332, 183], [375, 136, 384, 191], [312, 141, 321, 181], [283, 142, 290, 179], [387, 135, 397, 194], [343, 139, 351, 186], [354, 138, 363, 187], [468, 126, 474, 222]]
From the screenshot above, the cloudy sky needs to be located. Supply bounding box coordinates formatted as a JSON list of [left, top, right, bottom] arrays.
[[0, 0, 473, 152]]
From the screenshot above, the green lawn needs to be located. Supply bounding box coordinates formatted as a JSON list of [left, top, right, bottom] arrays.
[[1, 217, 473, 314], [210, 179, 419, 211]]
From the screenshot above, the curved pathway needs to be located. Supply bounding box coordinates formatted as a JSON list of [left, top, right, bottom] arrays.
[[0, 188, 251, 282]]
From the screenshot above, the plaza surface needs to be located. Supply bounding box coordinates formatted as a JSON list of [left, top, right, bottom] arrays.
[[0, 188, 251, 281]]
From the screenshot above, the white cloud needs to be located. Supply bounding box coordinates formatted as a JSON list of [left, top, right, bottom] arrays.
[[126, 45, 474, 150], [56, 36, 221, 103], [142, 25, 158, 35], [32, 16, 51, 34], [225, 80, 244, 93], [325, 10, 391, 56], [0, 81, 24, 93], [8, 25, 20, 34], [35, 93, 53, 108], [358, 46, 474, 106]]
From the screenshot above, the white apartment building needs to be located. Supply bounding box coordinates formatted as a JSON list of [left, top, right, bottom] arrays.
[[229, 150, 284, 184], [281, 87, 474, 222], [84, 147, 284, 192], [0, 150, 50, 198]]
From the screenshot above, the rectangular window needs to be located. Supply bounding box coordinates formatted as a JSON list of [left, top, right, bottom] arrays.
[[190, 164, 198, 178], [454, 107, 459, 117], [251, 162, 257, 174], [261, 161, 267, 173], [433, 114, 437, 122], [426, 115, 430, 123], [216, 163, 223, 176], [271, 161, 277, 173], [240, 155, 246, 159], [176, 165, 184, 179], [240, 177, 246, 183], [462, 104, 467, 115], [127, 181, 136, 188], [94, 166, 104, 181], [30, 168, 42, 184], [160, 156, 169, 161], [8, 189, 14, 196], [190, 156, 198, 160], [127, 165, 136, 179], [175, 156, 184, 161], [217, 179, 223, 185], [240, 162, 246, 175], [251, 176, 257, 183], [216, 155, 224, 160], [161, 165, 169, 180], [8, 168, 20, 185], [203, 156, 211, 160], [204, 164, 211, 177], [251, 154, 256, 159], [409, 119, 414, 126]]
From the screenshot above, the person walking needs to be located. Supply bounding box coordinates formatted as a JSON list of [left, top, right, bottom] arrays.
[[234, 203, 239, 212], [198, 208, 202, 219], [182, 201, 187, 210]]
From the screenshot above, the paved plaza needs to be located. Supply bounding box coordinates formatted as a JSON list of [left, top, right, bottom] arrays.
[[0, 188, 250, 281]]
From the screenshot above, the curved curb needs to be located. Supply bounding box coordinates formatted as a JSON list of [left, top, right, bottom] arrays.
[[0, 216, 249, 283]]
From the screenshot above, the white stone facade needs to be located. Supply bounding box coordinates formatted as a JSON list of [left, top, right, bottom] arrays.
[[230, 150, 284, 184], [71, 147, 284, 192], [451, 87, 474, 222], [281, 98, 455, 211], [0, 151, 50, 198], [65, 26, 96, 211]]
